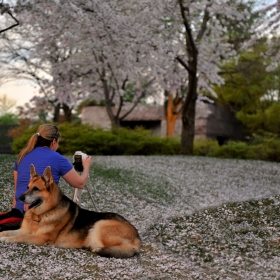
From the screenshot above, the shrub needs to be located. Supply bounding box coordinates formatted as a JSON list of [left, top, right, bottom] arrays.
[[250, 137, 280, 162], [10, 122, 280, 162], [11, 125, 39, 154], [12, 123, 180, 155], [0, 113, 18, 124], [193, 138, 219, 156], [210, 141, 257, 160]]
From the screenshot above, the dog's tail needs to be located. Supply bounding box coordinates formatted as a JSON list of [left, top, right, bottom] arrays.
[[96, 239, 141, 258]]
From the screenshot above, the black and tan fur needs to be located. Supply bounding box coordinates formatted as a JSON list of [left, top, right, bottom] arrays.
[[0, 164, 141, 258]]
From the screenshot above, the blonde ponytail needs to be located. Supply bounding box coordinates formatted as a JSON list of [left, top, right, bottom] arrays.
[[17, 124, 61, 165], [17, 133, 40, 165]]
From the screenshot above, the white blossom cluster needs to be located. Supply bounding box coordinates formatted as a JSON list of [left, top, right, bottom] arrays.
[[0, 0, 251, 107]]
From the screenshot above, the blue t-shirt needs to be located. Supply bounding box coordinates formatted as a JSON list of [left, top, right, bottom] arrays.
[[14, 147, 73, 212]]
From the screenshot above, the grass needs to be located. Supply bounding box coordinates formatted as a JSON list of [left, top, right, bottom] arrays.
[[0, 155, 280, 279]]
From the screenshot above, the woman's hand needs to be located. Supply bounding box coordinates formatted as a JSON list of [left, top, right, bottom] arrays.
[[63, 155, 92, 189], [82, 155, 92, 170]]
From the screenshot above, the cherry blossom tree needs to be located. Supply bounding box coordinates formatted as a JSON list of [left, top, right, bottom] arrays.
[[0, 7, 95, 121], [72, 0, 250, 153], [249, 0, 280, 72], [1, 0, 251, 153], [2, 0, 159, 125], [153, 0, 249, 153]]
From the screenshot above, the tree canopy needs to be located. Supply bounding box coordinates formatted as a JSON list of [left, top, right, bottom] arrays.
[[216, 39, 280, 135], [0, 0, 277, 152]]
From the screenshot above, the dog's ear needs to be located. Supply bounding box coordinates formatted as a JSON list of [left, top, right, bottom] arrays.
[[30, 164, 38, 179], [43, 166, 54, 187]]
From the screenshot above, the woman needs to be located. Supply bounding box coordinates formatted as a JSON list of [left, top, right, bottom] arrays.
[[0, 124, 92, 230]]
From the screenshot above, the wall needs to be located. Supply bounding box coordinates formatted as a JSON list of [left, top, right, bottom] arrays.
[[82, 106, 111, 130], [81, 105, 163, 135], [162, 102, 246, 143], [82, 103, 246, 143]]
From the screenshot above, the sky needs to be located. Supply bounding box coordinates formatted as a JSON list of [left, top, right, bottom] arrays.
[[0, 81, 38, 111]]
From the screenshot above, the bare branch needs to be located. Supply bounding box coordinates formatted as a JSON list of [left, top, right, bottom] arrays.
[[175, 55, 193, 75], [196, 1, 211, 41], [120, 77, 155, 120], [0, 4, 20, 34]]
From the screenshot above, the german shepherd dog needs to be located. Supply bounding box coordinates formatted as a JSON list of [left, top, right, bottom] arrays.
[[0, 164, 141, 258]]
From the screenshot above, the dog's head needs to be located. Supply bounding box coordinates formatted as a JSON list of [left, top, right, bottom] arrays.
[[19, 164, 57, 213]]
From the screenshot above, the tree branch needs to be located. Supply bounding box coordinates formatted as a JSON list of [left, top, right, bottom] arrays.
[[0, 6, 20, 34], [196, 1, 211, 41], [175, 55, 194, 75], [178, 0, 197, 60], [120, 77, 155, 120]]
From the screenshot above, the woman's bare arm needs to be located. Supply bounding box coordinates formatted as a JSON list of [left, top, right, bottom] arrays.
[[62, 156, 92, 189], [12, 170, 17, 208]]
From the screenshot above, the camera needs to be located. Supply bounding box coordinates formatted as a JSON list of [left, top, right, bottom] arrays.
[[73, 151, 88, 172]]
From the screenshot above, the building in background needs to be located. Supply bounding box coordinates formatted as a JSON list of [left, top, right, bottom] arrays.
[[82, 101, 246, 145]]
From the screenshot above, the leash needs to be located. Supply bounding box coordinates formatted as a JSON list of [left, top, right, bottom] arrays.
[[71, 174, 98, 212], [71, 153, 98, 211], [85, 183, 99, 212]]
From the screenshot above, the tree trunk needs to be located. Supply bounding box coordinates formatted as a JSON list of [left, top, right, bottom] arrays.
[[62, 103, 72, 122], [101, 75, 121, 130], [167, 116, 178, 137], [177, 0, 209, 153], [53, 103, 60, 123], [111, 116, 120, 129], [180, 73, 197, 154], [165, 93, 183, 137]]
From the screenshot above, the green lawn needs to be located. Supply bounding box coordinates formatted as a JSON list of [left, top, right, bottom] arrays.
[[0, 155, 280, 279]]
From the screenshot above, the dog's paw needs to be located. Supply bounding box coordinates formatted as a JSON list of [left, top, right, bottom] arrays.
[[0, 237, 11, 243]]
